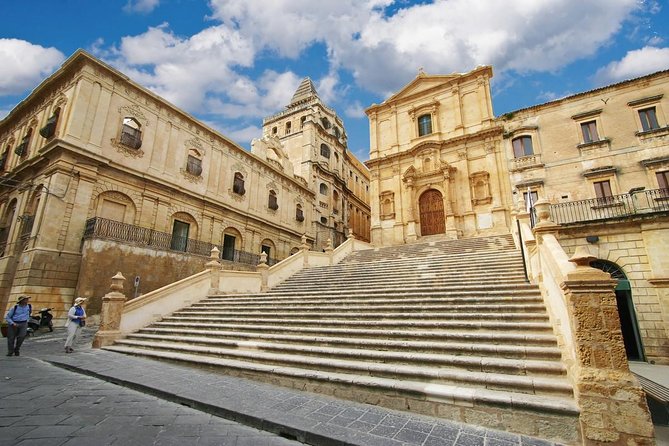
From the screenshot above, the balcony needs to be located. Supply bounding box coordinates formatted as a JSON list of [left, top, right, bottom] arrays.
[[547, 189, 669, 225], [83, 217, 277, 266], [510, 154, 544, 172]]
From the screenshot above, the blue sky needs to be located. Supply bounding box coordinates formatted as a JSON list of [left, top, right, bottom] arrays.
[[1, 0, 668, 162]]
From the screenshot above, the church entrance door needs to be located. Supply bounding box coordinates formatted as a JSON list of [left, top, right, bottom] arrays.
[[419, 189, 445, 236]]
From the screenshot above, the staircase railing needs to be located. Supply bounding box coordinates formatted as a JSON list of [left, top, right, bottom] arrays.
[[528, 199, 655, 444]]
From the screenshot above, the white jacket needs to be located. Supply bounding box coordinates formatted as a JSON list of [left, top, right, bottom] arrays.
[[64, 305, 86, 328]]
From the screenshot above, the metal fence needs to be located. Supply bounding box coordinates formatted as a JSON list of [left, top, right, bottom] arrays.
[[548, 188, 669, 225], [83, 217, 277, 266]]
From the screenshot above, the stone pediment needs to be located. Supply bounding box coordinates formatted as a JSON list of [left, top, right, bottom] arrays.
[[385, 74, 458, 104]]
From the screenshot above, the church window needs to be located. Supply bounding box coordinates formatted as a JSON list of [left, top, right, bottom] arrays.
[[120, 117, 142, 149], [295, 204, 304, 221], [512, 136, 533, 158], [321, 117, 331, 129], [233, 172, 246, 195], [418, 114, 432, 136], [320, 143, 330, 158], [268, 190, 278, 210], [272, 126, 277, 135], [319, 183, 328, 195], [285, 121, 291, 135], [300, 116, 306, 128]]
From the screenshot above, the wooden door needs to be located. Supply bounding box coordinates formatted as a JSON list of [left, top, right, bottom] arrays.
[[419, 189, 445, 235]]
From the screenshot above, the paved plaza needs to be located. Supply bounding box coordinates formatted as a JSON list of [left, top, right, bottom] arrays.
[[3, 326, 572, 445]]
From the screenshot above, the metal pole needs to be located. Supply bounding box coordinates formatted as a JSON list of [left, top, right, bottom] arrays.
[[516, 219, 529, 283]]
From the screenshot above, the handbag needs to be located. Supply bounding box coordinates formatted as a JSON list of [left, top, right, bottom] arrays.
[[79, 319, 86, 327]]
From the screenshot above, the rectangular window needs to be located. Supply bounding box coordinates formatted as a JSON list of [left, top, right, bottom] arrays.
[[594, 180, 614, 205], [512, 136, 533, 158], [657, 171, 669, 194], [523, 191, 538, 209], [580, 121, 599, 143], [222, 234, 236, 261], [186, 155, 202, 176], [639, 107, 660, 132], [170, 220, 189, 252]]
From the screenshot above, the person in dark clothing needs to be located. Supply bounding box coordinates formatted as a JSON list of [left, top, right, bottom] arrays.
[[5, 295, 31, 356]]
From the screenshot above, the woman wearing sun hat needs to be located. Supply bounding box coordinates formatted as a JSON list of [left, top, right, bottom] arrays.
[[64, 297, 87, 353]]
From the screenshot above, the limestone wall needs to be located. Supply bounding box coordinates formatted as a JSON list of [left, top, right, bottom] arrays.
[[557, 220, 669, 363]]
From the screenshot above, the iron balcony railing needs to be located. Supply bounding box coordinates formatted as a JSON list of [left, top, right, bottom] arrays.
[[83, 217, 278, 266], [547, 188, 669, 225]]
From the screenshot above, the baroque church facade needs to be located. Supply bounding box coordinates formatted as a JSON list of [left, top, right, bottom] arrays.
[[366, 67, 669, 363], [0, 50, 370, 319]]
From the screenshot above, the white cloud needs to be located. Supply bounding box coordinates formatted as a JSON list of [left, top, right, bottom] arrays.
[[345, 101, 367, 119], [207, 0, 640, 96], [123, 0, 160, 14], [595, 46, 669, 83], [0, 39, 65, 96]]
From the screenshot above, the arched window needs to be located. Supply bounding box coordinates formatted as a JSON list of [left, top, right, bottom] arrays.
[[512, 136, 534, 158], [120, 117, 142, 149], [418, 114, 432, 136], [233, 172, 245, 195], [186, 149, 203, 176], [268, 190, 278, 210], [300, 116, 306, 128], [285, 121, 291, 135], [295, 204, 304, 222], [333, 190, 340, 213], [272, 126, 278, 135], [321, 117, 331, 129], [320, 144, 330, 158], [15, 128, 32, 157], [319, 183, 328, 195], [40, 107, 60, 139]]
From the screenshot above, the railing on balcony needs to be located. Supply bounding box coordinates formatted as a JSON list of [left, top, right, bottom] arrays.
[[548, 188, 669, 225], [83, 217, 278, 266]]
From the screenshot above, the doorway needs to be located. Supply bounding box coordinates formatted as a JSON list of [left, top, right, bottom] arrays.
[[591, 260, 645, 361], [222, 234, 236, 261], [419, 189, 445, 236]]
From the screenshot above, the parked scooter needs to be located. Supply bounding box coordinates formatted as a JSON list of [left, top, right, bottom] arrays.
[[27, 308, 54, 333]]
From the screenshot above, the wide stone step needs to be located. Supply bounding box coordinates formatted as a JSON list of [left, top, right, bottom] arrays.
[[170, 310, 549, 322], [299, 259, 525, 274], [135, 327, 563, 359], [101, 344, 580, 444], [155, 318, 554, 332], [108, 340, 573, 396], [118, 334, 567, 377], [271, 277, 531, 290], [204, 294, 544, 306], [182, 303, 548, 313], [212, 289, 542, 301]]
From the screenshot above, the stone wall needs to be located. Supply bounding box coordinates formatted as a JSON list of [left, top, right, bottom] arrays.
[[77, 239, 255, 316], [558, 219, 669, 363]]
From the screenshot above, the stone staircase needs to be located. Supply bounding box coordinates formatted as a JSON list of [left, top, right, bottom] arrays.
[[104, 234, 581, 443]]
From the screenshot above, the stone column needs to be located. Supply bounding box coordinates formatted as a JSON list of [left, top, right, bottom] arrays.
[[562, 248, 655, 445], [92, 272, 127, 348], [403, 176, 417, 242], [301, 234, 310, 267]]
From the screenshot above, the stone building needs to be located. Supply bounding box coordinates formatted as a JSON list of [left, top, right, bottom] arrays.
[[0, 50, 369, 320], [255, 78, 371, 249], [366, 67, 669, 364]]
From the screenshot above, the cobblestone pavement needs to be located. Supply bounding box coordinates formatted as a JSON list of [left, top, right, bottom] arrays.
[[1, 326, 565, 446]]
